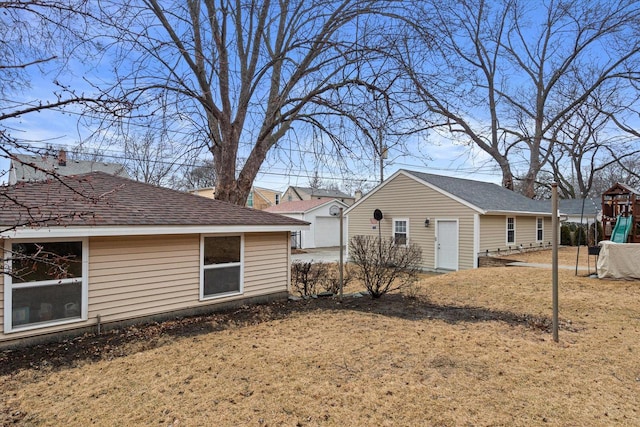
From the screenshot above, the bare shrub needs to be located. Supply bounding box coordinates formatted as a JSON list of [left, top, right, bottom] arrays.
[[291, 261, 353, 297], [291, 260, 327, 297], [349, 235, 423, 298], [320, 263, 353, 295]]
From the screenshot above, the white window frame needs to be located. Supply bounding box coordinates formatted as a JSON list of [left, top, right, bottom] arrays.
[[536, 217, 544, 242], [200, 234, 244, 301], [392, 218, 410, 246], [506, 217, 516, 245], [3, 237, 89, 334], [247, 192, 254, 208]]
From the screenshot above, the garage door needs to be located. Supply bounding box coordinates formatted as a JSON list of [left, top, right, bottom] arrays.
[[314, 216, 341, 248]]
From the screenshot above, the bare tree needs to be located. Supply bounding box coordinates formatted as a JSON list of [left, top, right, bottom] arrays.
[[174, 159, 217, 191], [0, 1, 121, 140], [90, 0, 404, 205], [543, 87, 640, 199], [120, 131, 181, 187], [397, 0, 640, 197], [589, 154, 640, 197]]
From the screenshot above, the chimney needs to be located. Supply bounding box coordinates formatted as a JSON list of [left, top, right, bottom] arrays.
[[58, 149, 67, 166], [355, 190, 363, 201]]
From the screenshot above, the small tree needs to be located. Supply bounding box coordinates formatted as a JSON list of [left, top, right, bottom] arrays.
[[349, 235, 422, 298]]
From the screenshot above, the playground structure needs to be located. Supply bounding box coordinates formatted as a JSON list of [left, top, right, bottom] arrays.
[[601, 182, 640, 243], [596, 183, 640, 280]]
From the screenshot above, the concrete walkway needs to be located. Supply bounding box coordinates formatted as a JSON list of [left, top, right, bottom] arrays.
[[291, 246, 344, 263], [507, 262, 590, 272]]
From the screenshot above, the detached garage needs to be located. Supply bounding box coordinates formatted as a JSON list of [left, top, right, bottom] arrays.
[[265, 198, 348, 249], [345, 169, 554, 271]]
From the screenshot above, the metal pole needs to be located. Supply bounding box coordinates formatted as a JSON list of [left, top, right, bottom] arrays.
[[378, 128, 384, 184], [552, 183, 559, 342], [339, 207, 344, 300]]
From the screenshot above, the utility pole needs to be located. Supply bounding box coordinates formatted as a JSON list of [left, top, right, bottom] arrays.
[[339, 207, 344, 301], [552, 183, 559, 342]]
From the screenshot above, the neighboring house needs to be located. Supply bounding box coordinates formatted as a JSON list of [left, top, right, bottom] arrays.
[[282, 186, 355, 206], [189, 186, 281, 210], [345, 170, 554, 271], [9, 150, 129, 184], [536, 198, 600, 224], [0, 172, 308, 347], [265, 198, 348, 249]]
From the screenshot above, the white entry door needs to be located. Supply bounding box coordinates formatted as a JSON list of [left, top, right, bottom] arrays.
[[436, 220, 458, 270]]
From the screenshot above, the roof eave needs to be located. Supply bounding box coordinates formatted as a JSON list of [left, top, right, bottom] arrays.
[[1, 223, 310, 239], [485, 210, 553, 217]]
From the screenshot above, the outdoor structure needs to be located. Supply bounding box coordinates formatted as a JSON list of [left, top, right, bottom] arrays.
[[265, 198, 348, 249], [0, 172, 308, 347], [597, 241, 640, 280], [189, 186, 281, 210], [601, 182, 640, 243], [8, 150, 129, 184], [552, 198, 599, 225], [282, 186, 355, 206], [345, 170, 553, 271]]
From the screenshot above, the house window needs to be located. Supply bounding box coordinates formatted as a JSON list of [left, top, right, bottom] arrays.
[[275, 194, 280, 205], [201, 235, 243, 299], [536, 217, 544, 242], [4, 239, 87, 332], [506, 217, 516, 244], [393, 219, 409, 245], [247, 192, 254, 208]]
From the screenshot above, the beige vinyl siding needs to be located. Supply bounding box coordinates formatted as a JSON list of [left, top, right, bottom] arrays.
[[88, 235, 200, 321], [480, 215, 553, 254], [1, 232, 289, 344], [243, 233, 289, 297], [347, 174, 477, 270], [89, 233, 289, 322]]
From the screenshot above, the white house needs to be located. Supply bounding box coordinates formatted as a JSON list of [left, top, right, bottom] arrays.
[[265, 198, 348, 249]]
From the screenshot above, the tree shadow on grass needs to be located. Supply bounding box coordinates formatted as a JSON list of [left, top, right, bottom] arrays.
[[315, 293, 557, 330], [0, 293, 571, 377]]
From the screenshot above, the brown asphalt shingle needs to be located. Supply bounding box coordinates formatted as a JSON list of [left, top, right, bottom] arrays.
[[0, 172, 308, 229]]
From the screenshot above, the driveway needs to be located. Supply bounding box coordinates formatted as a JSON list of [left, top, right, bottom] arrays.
[[291, 246, 344, 263]]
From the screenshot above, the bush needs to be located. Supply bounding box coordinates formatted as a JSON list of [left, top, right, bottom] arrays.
[[290, 260, 352, 297], [291, 260, 323, 297], [575, 225, 587, 246], [561, 224, 572, 245], [349, 235, 423, 299], [320, 263, 353, 295]]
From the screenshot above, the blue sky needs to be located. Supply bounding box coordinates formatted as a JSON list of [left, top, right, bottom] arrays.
[[1, 107, 505, 190]]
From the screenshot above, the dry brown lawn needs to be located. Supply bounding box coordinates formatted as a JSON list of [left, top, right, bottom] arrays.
[[2, 248, 639, 426], [507, 246, 596, 270]]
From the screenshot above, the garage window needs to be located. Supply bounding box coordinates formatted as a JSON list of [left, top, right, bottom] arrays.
[[506, 217, 516, 244], [536, 217, 544, 242], [201, 235, 243, 299], [4, 239, 87, 332], [393, 219, 409, 245]]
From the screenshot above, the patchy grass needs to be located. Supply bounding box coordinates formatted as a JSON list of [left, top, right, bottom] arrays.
[[2, 254, 640, 426], [508, 246, 595, 270]]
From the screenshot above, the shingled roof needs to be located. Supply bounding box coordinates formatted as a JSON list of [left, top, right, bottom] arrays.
[[401, 170, 549, 214], [287, 186, 353, 200], [264, 198, 344, 214], [10, 153, 129, 184], [0, 172, 308, 230]]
